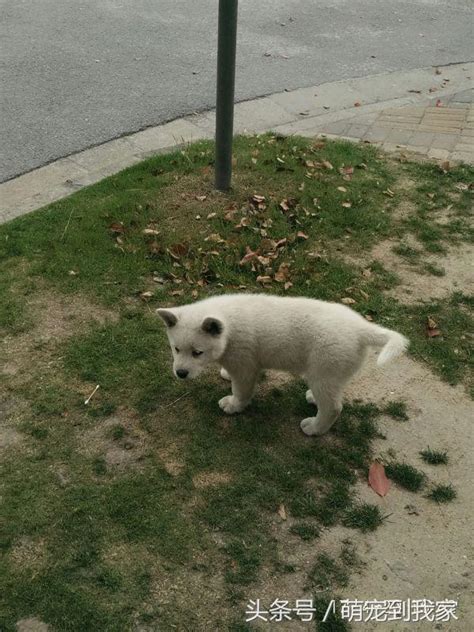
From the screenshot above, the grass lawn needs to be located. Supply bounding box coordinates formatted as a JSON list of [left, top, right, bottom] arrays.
[[0, 135, 472, 631]]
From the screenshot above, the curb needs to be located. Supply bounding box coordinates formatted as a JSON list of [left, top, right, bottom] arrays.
[[1, 62, 472, 224]]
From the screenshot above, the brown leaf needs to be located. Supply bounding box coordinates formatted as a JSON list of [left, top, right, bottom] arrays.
[[140, 291, 154, 301], [337, 186, 347, 193], [274, 263, 291, 282], [341, 297, 356, 305], [275, 238, 288, 249], [426, 316, 441, 338], [148, 240, 162, 255], [168, 242, 189, 259], [339, 166, 354, 177], [109, 221, 125, 234], [296, 231, 309, 240], [354, 101, 362, 107], [206, 212, 217, 219], [440, 161, 450, 173], [368, 461, 390, 497], [278, 504, 287, 520], [365, 314, 373, 321], [240, 247, 258, 265], [342, 201, 352, 208], [234, 217, 251, 229], [170, 289, 184, 297], [256, 275, 273, 284], [195, 195, 207, 201], [284, 281, 293, 291], [205, 233, 225, 243], [143, 227, 160, 235], [322, 160, 334, 170]]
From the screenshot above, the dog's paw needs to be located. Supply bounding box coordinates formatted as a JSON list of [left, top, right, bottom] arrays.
[[220, 368, 232, 381], [218, 395, 245, 414], [300, 417, 326, 436], [305, 389, 316, 405]]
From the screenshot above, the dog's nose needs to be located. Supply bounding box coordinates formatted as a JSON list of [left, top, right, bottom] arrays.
[[176, 369, 189, 379]]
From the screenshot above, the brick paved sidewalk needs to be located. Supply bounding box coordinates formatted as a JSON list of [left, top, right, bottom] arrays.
[[320, 94, 474, 164]]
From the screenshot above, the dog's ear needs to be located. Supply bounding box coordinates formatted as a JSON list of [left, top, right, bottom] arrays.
[[156, 309, 178, 328], [201, 316, 223, 336]]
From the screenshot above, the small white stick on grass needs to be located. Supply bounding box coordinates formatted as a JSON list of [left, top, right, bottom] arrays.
[[84, 385, 100, 405]]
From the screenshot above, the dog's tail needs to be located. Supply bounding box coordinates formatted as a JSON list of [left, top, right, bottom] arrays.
[[361, 324, 409, 366]]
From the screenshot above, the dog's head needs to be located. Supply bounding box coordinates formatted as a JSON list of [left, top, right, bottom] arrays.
[[157, 307, 226, 380]]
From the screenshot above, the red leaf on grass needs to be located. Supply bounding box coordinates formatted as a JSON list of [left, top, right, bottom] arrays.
[[368, 461, 390, 497]]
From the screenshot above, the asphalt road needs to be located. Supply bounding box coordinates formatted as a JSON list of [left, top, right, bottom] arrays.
[[1, 0, 472, 182]]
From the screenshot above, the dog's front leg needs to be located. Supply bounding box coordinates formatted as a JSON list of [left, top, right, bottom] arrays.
[[218, 370, 257, 414]]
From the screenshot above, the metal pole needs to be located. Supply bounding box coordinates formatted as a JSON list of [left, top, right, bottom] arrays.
[[215, 0, 238, 191]]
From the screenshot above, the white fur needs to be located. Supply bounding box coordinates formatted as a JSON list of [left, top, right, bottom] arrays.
[[157, 294, 409, 436]]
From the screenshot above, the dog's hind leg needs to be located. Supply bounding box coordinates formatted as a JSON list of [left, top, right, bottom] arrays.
[[300, 379, 344, 436]]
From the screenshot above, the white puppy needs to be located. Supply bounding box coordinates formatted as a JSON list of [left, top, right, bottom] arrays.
[[157, 294, 408, 436]]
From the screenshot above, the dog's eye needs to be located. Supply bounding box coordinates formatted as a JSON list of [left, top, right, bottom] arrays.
[[192, 350, 203, 358], [175, 347, 180, 353]]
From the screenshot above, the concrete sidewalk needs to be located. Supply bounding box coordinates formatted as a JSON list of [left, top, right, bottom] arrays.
[[1, 63, 473, 225]]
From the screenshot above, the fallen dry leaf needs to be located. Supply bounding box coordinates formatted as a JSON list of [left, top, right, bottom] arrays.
[[342, 201, 352, 209], [143, 227, 160, 236], [205, 233, 225, 243], [206, 212, 217, 219], [296, 231, 309, 240], [170, 289, 184, 297], [140, 291, 154, 301], [240, 247, 258, 265], [284, 281, 293, 290], [109, 222, 125, 234], [369, 461, 390, 497], [195, 195, 207, 202], [337, 186, 347, 193], [426, 316, 441, 338], [278, 504, 287, 520], [274, 263, 291, 282], [322, 160, 334, 170], [168, 242, 189, 259], [440, 161, 450, 173], [354, 101, 362, 107], [256, 275, 273, 284], [341, 297, 356, 305]]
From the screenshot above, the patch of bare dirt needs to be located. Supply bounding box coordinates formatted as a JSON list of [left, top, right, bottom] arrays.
[[156, 445, 186, 477], [27, 291, 118, 342], [192, 470, 233, 489], [370, 239, 474, 304], [0, 397, 28, 453], [76, 411, 151, 473], [15, 619, 50, 632], [9, 536, 47, 572], [2, 291, 118, 389], [345, 235, 473, 305]]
